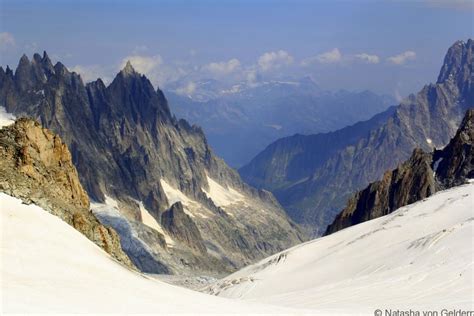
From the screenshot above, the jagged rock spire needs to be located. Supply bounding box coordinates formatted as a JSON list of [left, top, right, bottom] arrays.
[[42, 51, 50, 61], [437, 38, 473, 86], [19, 54, 30, 64], [121, 60, 136, 76]]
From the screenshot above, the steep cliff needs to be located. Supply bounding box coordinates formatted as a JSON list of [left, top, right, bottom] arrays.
[[0, 53, 304, 274], [240, 39, 474, 234], [0, 118, 133, 267], [325, 109, 474, 235]]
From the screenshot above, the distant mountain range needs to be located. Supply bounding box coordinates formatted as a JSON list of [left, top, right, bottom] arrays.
[[240, 39, 474, 234], [0, 55, 304, 275], [166, 77, 395, 167]]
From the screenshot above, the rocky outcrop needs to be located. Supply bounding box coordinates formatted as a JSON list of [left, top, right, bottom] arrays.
[[0, 52, 305, 275], [161, 202, 207, 254], [433, 109, 474, 189], [325, 109, 474, 235], [239, 39, 474, 235], [0, 118, 133, 268]]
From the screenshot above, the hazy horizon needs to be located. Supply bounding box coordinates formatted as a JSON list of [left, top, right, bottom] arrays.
[[1, 0, 473, 100]]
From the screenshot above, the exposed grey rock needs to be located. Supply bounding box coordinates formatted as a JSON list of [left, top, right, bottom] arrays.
[[0, 55, 305, 274], [325, 109, 474, 235], [239, 39, 474, 235], [161, 202, 207, 254], [240, 106, 396, 191], [433, 109, 474, 189]]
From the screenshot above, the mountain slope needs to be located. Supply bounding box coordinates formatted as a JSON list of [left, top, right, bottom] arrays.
[[0, 54, 304, 275], [0, 192, 297, 314], [205, 183, 474, 313], [168, 78, 394, 167], [240, 39, 474, 234], [325, 109, 474, 235], [240, 105, 396, 191], [0, 118, 132, 267]]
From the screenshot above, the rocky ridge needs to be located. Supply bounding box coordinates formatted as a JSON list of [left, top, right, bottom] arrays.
[[0, 118, 133, 267], [239, 39, 474, 234], [0, 53, 304, 275], [325, 109, 474, 235]]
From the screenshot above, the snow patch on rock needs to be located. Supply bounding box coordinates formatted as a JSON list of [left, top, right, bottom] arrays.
[[138, 201, 175, 246], [203, 176, 244, 207], [160, 178, 212, 219], [0, 106, 15, 128], [160, 179, 193, 206]]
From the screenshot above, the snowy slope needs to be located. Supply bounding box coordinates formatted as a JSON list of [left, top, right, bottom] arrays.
[[0, 193, 295, 314], [2, 184, 473, 314], [0, 106, 15, 128], [206, 183, 474, 313]]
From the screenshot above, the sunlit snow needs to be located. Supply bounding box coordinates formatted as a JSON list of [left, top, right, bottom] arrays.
[[0, 106, 15, 128], [2, 183, 473, 314], [206, 183, 474, 313], [0, 192, 292, 314], [138, 201, 175, 246], [160, 178, 211, 219], [202, 176, 244, 207]]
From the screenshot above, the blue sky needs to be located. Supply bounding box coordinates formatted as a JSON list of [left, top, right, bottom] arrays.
[[0, 0, 473, 98]]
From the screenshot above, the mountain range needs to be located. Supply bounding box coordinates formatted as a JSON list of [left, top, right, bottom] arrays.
[[0, 55, 304, 275], [3, 104, 471, 313], [1, 38, 473, 315], [167, 78, 395, 167], [325, 108, 474, 235], [240, 39, 474, 234]]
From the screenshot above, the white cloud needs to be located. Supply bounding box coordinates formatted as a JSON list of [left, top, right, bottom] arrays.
[[70, 65, 111, 84], [355, 53, 380, 64], [0, 32, 15, 50], [387, 51, 416, 65], [258, 50, 294, 71], [302, 48, 342, 66], [246, 69, 258, 84], [119, 54, 188, 87], [176, 81, 197, 96], [203, 58, 241, 76], [120, 55, 163, 75]]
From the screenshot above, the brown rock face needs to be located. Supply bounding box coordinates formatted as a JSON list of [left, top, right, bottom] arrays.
[[325, 149, 436, 235], [0, 118, 133, 268], [15, 118, 89, 209], [325, 109, 474, 235]]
